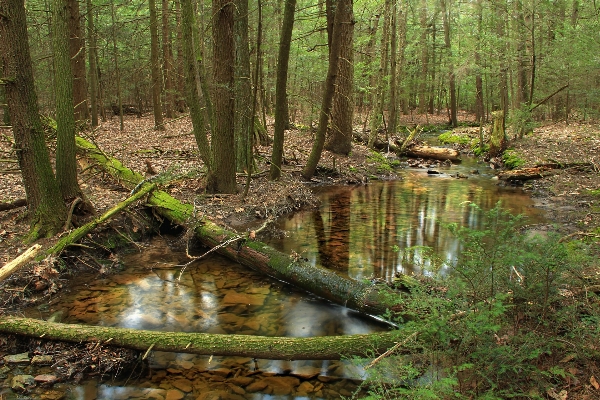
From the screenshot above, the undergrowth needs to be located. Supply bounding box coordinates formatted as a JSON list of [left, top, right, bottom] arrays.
[[352, 204, 600, 399]]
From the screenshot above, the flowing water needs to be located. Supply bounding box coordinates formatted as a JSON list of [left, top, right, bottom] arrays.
[[14, 158, 546, 400]]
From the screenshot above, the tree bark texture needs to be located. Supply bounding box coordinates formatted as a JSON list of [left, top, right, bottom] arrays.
[[76, 137, 407, 319], [489, 110, 506, 157], [399, 145, 461, 162], [234, 0, 252, 172], [68, 0, 88, 121], [0, 316, 399, 360], [325, 0, 354, 155], [210, 0, 237, 193], [161, 0, 175, 119], [301, 0, 344, 179], [270, 0, 296, 180], [0, 0, 66, 239], [86, 0, 99, 127], [180, 0, 212, 168], [149, 0, 165, 130], [441, 0, 457, 127]]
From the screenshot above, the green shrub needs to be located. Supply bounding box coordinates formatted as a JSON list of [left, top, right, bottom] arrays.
[[438, 131, 471, 146], [355, 204, 600, 399], [502, 149, 526, 169]]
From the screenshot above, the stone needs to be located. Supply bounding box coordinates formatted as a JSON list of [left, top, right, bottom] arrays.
[[296, 381, 315, 394], [34, 374, 58, 384], [245, 380, 268, 393], [31, 355, 53, 365], [4, 352, 30, 364], [209, 368, 232, 378], [227, 376, 253, 386], [227, 383, 245, 395], [291, 366, 321, 380], [262, 376, 300, 396], [11, 375, 35, 392], [180, 361, 194, 370], [165, 389, 184, 400], [222, 292, 265, 306], [143, 388, 167, 399], [171, 378, 193, 393]]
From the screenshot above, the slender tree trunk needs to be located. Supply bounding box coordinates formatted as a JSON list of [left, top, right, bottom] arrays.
[[234, 0, 252, 172], [441, 0, 457, 127], [418, 0, 429, 114], [180, 0, 211, 168], [86, 0, 98, 127], [386, 2, 398, 136], [174, 0, 186, 112], [68, 0, 88, 121], [162, 0, 174, 118], [515, 0, 529, 107], [209, 0, 237, 193], [0, 0, 66, 239], [53, 0, 86, 203], [269, 0, 296, 180], [363, 14, 379, 136], [149, 0, 165, 129], [110, 0, 124, 131], [474, 0, 484, 123], [301, 0, 344, 179], [325, 0, 354, 155]]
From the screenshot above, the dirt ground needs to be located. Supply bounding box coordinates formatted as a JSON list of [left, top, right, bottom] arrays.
[[1, 111, 599, 390]]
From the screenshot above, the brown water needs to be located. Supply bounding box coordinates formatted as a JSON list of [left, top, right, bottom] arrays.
[[15, 158, 546, 399]]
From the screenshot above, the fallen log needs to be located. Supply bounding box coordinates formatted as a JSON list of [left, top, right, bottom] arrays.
[[76, 137, 407, 318], [399, 145, 462, 162], [0, 316, 400, 360], [0, 244, 42, 282], [0, 198, 27, 212], [45, 183, 157, 256], [497, 167, 553, 182]]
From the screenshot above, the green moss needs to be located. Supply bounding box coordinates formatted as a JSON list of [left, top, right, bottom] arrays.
[[438, 131, 471, 145], [367, 150, 394, 173], [502, 149, 526, 169]]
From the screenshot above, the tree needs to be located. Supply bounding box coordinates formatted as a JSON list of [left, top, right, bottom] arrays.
[[53, 0, 90, 208], [301, 0, 344, 180], [149, 0, 165, 129], [68, 0, 88, 121], [324, 0, 355, 156], [269, 0, 296, 180], [441, 0, 457, 127], [0, 0, 67, 239], [209, 0, 237, 193], [161, 0, 175, 119], [234, 0, 252, 172], [86, 0, 99, 127]]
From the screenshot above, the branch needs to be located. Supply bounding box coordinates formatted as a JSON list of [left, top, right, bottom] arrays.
[[0, 244, 42, 282], [530, 84, 569, 111]]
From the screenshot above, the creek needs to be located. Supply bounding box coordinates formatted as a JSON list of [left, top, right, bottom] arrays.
[[13, 158, 545, 400]]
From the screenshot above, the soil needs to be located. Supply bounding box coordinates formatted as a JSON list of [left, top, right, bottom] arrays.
[[1, 112, 599, 395]]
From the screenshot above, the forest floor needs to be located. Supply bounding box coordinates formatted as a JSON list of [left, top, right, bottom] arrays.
[[0, 111, 599, 396]]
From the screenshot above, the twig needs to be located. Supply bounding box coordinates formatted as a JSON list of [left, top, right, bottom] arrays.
[[364, 331, 419, 370], [64, 197, 82, 231], [0, 244, 42, 282], [558, 231, 600, 243]]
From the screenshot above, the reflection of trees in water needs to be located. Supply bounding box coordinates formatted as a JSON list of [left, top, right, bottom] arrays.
[[314, 189, 352, 271]]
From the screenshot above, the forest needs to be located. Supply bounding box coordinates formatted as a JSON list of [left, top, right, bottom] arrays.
[[1, 0, 600, 398]]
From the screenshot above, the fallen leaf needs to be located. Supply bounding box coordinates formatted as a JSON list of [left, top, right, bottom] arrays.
[[591, 375, 599, 390]]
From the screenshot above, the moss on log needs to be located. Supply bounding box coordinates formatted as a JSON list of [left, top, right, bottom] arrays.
[[76, 136, 407, 318], [0, 316, 399, 360], [401, 145, 462, 162]]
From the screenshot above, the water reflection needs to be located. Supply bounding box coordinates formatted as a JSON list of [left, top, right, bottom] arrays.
[[268, 162, 545, 281]]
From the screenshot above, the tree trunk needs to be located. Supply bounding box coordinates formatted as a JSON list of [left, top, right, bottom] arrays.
[[162, 0, 174, 119], [0, 316, 399, 360], [210, 0, 237, 193], [149, 0, 165, 130], [489, 110, 506, 157], [441, 0, 457, 127], [54, 0, 86, 204], [398, 145, 461, 162], [418, 0, 429, 114], [86, 0, 99, 127], [474, 0, 484, 124], [0, 0, 67, 239], [386, 2, 398, 136], [174, 0, 186, 112], [325, 0, 354, 156], [68, 0, 88, 121], [301, 0, 344, 179], [180, 0, 212, 168], [76, 137, 407, 318], [269, 0, 296, 180], [110, 0, 124, 131], [234, 0, 252, 172]]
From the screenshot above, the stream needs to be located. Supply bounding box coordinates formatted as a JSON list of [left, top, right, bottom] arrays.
[[11, 158, 546, 399]]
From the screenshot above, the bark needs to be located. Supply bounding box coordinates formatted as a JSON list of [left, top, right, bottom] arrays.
[[110, 0, 124, 131], [68, 0, 88, 121], [0, 199, 27, 212], [76, 137, 408, 318], [53, 0, 86, 203], [269, 0, 296, 180], [210, 0, 237, 193], [418, 0, 429, 114], [0, 316, 400, 360], [0, 245, 42, 282], [497, 167, 553, 182], [86, 0, 99, 127], [162, 0, 175, 119], [0, 0, 67, 239], [398, 145, 461, 162], [489, 110, 506, 157], [301, 0, 344, 179], [325, 0, 354, 156], [386, 3, 398, 136], [441, 0, 457, 127], [234, 0, 252, 172], [474, 0, 484, 123], [180, 0, 212, 168], [149, 0, 165, 130]]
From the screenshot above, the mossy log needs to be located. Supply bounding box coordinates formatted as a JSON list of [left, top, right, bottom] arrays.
[[400, 145, 462, 162], [0, 316, 400, 360], [497, 167, 553, 182], [76, 137, 407, 318], [45, 183, 157, 256], [0, 244, 41, 282]]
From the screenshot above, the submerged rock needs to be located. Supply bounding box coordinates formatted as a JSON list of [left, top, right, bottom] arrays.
[[4, 352, 30, 364], [11, 374, 35, 392]]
